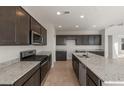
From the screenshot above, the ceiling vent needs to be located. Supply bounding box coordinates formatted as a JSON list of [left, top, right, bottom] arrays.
[[63, 11, 70, 15]]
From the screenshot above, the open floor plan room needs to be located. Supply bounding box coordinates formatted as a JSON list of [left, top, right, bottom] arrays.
[[1, 6, 124, 86]]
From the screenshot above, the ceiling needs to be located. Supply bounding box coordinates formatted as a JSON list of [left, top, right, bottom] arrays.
[[23, 6, 124, 31]]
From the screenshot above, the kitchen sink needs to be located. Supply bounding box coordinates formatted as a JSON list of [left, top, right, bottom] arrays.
[[77, 55, 89, 58]]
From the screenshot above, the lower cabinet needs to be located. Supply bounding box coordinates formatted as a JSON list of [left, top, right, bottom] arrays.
[[40, 55, 52, 84], [14, 64, 41, 86], [86, 69, 101, 86], [79, 62, 86, 86], [56, 51, 67, 61], [23, 69, 41, 86], [72, 55, 102, 86], [72, 54, 79, 79]]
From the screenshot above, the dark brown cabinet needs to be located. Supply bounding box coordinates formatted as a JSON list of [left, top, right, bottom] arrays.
[[31, 17, 41, 34], [94, 35, 101, 45], [72, 55, 102, 86], [56, 51, 67, 61], [24, 69, 41, 86], [16, 7, 30, 45], [79, 62, 86, 86], [41, 27, 47, 45], [14, 63, 41, 86], [31, 17, 47, 45], [72, 54, 79, 80], [0, 6, 30, 45], [76, 35, 89, 45], [56, 35, 101, 45], [0, 6, 16, 45], [86, 69, 101, 86], [0, 6, 47, 45], [56, 35, 66, 45]]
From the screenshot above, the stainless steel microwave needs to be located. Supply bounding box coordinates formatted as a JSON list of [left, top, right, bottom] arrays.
[[31, 31, 42, 45]]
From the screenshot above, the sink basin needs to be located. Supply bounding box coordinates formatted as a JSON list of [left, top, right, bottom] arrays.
[[77, 55, 89, 58]]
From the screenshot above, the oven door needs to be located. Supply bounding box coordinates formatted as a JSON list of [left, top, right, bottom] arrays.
[[31, 31, 42, 44]]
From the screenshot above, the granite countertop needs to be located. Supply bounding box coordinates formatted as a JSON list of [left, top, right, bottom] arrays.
[[73, 52, 124, 85], [37, 51, 51, 56], [0, 61, 40, 85]]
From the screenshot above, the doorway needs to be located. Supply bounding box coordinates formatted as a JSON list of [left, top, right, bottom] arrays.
[[108, 35, 113, 58]]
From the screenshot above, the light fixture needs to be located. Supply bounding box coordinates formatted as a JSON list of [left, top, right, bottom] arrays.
[[58, 25, 62, 28], [80, 15, 84, 19], [57, 12, 61, 15], [92, 25, 96, 28], [75, 25, 79, 28]]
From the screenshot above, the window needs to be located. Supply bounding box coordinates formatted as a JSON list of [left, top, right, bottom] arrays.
[[121, 38, 124, 50]]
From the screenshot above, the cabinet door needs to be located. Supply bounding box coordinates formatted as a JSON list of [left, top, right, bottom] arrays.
[[31, 17, 41, 34], [89, 35, 94, 45], [72, 55, 79, 79], [41, 27, 47, 45], [86, 75, 96, 86], [15, 7, 30, 45], [56, 51, 67, 61], [82, 35, 89, 45], [79, 63, 86, 86], [24, 69, 41, 86], [86, 69, 101, 86], [76, 35, 89, 45], [76, 35, 82, 45], [94, 35, 101, 45], [0, 6, 16, 45], [56, 35, 66, 45]]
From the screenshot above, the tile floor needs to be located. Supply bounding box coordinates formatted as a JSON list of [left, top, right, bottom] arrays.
[[44, 61, 79, 86]]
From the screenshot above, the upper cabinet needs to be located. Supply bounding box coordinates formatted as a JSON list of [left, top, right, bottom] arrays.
[[0, 6, 47, 45], [56, 35, 66, 45], [0, 7, 16, 45], [16, 7, 30, 45], [41, 26, 47, 45], [76, 35, 101, 45], [31, 17, 41, 34], [31, 17, 47, 45], [0, 6, 30, 45], [56, 35, 102, 45]]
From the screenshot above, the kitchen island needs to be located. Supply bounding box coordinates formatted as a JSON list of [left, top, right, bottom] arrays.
[[73, 52, 124, 86]]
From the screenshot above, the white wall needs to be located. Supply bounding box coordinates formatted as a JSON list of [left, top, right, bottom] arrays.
[[105, 25, 124, 59], [0, 7, 56, 65], [56, 30, 104, 60]]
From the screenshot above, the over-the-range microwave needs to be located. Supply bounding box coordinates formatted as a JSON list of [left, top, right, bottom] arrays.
[[31, 31, 42, 45]]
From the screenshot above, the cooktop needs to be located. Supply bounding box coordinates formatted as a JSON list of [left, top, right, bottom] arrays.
[[20, 50, 48, 63]]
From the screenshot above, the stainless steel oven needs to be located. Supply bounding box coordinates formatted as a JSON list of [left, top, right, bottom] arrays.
[[31, 31, 42, 45]]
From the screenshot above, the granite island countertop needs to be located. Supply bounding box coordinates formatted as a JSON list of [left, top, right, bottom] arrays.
[[0, 61, 40, 85], [73, 52, 124, 85]]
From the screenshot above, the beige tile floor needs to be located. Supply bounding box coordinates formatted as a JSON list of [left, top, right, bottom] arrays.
[[44, 61, 79, 86]]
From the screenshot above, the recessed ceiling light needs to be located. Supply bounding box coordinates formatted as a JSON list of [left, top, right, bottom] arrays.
[[92, 25, 96, 28], [58, 25, 62, 28], [80, 15, 84, 19], [57, 11, 61, 15], [75, 25, 79, 28]]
